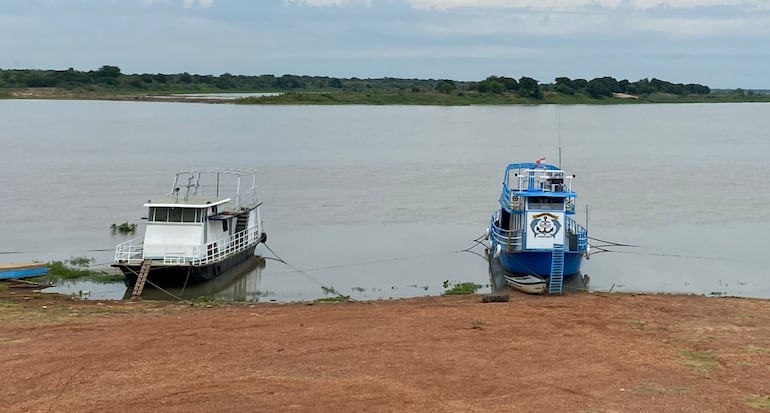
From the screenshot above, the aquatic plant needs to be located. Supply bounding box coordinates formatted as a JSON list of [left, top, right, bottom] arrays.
[[46, 260, 123, 283], [111, 222, 137, 234], [67, 256, 93, 267], [442, 281, 482, 296], [316, 285, 350, 303]]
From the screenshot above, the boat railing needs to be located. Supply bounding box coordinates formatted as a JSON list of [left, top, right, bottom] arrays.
[[505, 168, 574, 194], [565, 217, 588, 252], [114, 238, 144, 264], [113, 225, 261, 266], [190, 224, 261, 266], [489, 215, 524, 251]]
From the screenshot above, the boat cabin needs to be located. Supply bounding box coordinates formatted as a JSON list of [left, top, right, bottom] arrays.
[[492, 163, 586, 253]]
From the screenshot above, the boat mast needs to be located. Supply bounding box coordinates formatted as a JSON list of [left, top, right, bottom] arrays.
[[557, 110, 563, 169]]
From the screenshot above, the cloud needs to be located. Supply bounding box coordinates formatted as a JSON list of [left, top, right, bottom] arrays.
[[283, 0, 372, 6], [140, 0, 214, 8], [286, 0, 768, 10]]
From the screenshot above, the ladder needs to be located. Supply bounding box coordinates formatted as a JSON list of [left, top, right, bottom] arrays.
[[131, 259, 152, 300], [549, 244, 565, 295]]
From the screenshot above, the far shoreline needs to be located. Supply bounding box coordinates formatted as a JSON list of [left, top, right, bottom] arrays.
[[3, 87, 770, 106]]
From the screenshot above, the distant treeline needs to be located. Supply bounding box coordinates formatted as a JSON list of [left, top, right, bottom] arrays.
[[0, 65, 745, 98]]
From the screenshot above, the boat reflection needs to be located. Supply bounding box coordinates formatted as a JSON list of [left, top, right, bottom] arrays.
[[125, 256, 267, 302]]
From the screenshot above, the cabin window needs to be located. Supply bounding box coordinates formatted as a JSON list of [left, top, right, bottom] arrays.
[[150, 207, 168, 222], [182, 208, 197, 223], [527, 197, 564, 211], [222, 220, 229, 232], [168, 207, 183, 222]]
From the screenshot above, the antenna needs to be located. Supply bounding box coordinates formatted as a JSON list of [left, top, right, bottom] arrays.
[[557, 110, 563, 169]]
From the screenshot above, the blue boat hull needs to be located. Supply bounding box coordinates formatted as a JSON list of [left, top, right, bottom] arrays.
[[0, 267, 49, 280], [497, 251, 583, 278]]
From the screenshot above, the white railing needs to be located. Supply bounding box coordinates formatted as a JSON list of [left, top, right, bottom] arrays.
[[113, 225, 262, 266], [114, 238, 144, 264]]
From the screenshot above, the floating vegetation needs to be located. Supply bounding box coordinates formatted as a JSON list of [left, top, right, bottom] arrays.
[[316, 285, 350, 303], [47, 257, 123, 284], [442, 280, 482, 296], [111, 222, 137, 234]]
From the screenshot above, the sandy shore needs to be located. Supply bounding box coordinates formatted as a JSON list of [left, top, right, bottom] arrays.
[[1, 290, 769, 412]]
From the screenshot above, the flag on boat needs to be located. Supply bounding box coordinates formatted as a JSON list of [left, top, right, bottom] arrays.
[[535, 156, 546, 167]]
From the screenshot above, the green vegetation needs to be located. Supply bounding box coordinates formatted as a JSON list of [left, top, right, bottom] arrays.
[[677, 349, 718, 374], [3, 65, 769, 105], [316, 285, 350, 303], [47, 257, 124, 283], [743, 345, 770, 354], [746, 396, 770, 410], [442, 280, 482, 295], [636, 385, 693, 394], [111, 222, 137, 234]]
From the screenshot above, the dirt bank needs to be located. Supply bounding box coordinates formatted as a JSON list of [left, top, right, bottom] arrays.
[[1, 290, 769, 412]]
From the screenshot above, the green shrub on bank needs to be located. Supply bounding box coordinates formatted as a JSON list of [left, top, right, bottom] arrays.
[[442, 281, 482, 295]]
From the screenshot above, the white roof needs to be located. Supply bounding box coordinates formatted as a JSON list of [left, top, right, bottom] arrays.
[[144, 198, 231, 208]]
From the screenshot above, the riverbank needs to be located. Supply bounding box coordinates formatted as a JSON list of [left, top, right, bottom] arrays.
[[4, 87, 770, 105], [1, 290, 768, 412]]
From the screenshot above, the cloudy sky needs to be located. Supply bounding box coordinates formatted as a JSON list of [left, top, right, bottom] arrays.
[[1, 0, 768, 88]]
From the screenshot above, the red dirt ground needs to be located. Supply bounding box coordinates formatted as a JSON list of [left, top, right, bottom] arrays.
[[1, 290, 769, 412]]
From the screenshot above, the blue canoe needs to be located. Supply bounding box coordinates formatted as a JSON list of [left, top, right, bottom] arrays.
[[0, 263, 49, 280]]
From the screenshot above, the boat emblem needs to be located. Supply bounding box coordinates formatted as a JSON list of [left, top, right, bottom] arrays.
[[530, 213, 561, 238]]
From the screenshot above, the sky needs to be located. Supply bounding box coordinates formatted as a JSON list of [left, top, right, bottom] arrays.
[[1, 0, 769, 88]]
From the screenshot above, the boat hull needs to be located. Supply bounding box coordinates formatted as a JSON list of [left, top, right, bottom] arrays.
[[487, 248, 589, 295], [497, 250, 583, 278], [0, 263, 49, 280], [114, 244, 259, 287]]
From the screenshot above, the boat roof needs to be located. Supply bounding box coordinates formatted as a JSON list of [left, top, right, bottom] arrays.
[[505, 162, 560, 172], [144, 198, 231, 208]]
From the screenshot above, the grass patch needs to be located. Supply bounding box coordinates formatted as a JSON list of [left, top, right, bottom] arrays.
[[743, 346, 770, 354], [47, 257, 123, 283], [677, 349, 718, 373], [0, 284, 7, 292], [746, 396, 770, 409], [624, 319, 646, 331], [636, 385, 693, 394], [442, 280, 482, 295]]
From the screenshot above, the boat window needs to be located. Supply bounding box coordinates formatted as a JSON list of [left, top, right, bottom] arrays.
[[150, 207, 168, 222], [527, 197, 564, 211], [168, 207, 183, 222], [182, 208, 197, 223]]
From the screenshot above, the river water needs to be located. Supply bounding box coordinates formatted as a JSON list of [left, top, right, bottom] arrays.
[[1, 100, 768, 301]]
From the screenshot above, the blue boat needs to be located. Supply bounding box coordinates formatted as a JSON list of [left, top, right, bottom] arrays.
[[0, 263, 49, 280], [487, 160, 589, 294]]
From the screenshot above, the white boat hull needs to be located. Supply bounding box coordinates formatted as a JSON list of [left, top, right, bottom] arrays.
[[503, 274, 547, 295]]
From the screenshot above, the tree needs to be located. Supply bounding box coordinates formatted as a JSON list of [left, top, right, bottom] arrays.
[[518, 76, 542, 98], [555, 77, 575, 95], [435, 79, 456, 94]]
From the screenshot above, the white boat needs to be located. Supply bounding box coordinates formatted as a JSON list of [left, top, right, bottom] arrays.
[[112, 169, 266, 285], [503, 274, 548, 295]]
